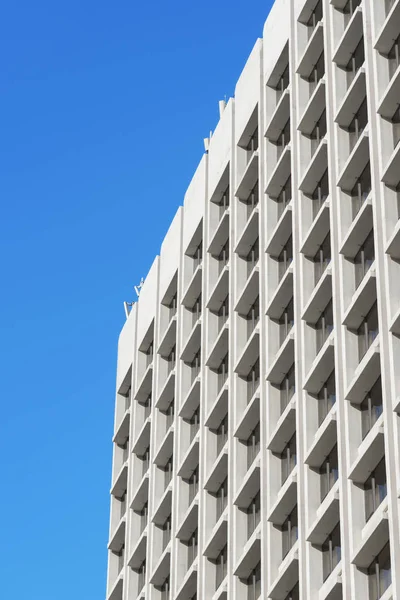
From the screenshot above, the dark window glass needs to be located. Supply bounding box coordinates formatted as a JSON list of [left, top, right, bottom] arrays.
[[320, 445, 339, 500]]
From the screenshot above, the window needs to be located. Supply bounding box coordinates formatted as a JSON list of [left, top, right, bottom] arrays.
[[322, 523, 341, 581], [124, 386, 131, 412], [279, 297, 294, 345], [307, 0, 323, 35], [246, 127, 259, 162], [117, 543, 125, 573], [216, 414, 228, 455], [343, 0, 361, 26], [141, 393, 152, 420], [348, 98, 368, 150], [277, 176, 292, 218], [345, 38, 365, 86], [188, 466, 199, 503], [357, 302, 379, 361], [284, 583, 300, 600], [139, 502, 148, 533], [320, 445, 339, 500], [187, 529, 198, 567], [312, 169, 329, 218], [190, 408, 200, 442], [247, 297, 260, 336], [162, 514, 171, 550], [368, 542, 392, 600], [388, 34, 400, 78], [282, 506, 298, 558], [218, 240, 230, 274], [351, 162, 371, 218], [245, 181, 259, 218], [278, 235, 293, 280], [215, 545, 228, 589], [145, 342, 154, 368], [276, 63, 290, 100], [217, 353, 229, 391], [193, 242, 203, 270], [167, 345, 176, 375], [216, 478, 228, 519], [247, 359, 260, 402], [161, 576, 170, 600], [318, 371, 336, 426], [137, 560, 146, 593], [307, 51, 325, 94], [247, 423, 260, 468], [315, 299, 333, 352], [313, 232, 331, 284], [217, 295, 229, 332], [141, 446, 150, 476], [364, 458, 387, 522], [190, 349, 201, 383], [218, 185, 230, 219], [360, 378, 383, 439], [280, 364, 295, 413], [164, 456, 173, 488], [168, 292, 177, 320], [310, 109, 327, 155], [277, 118, 291, 157], [164, 400, 174, 431], [246, 562, 261, 600], [246, 238, 259, 276], [191, 294, 202, 326], [121, 439, 129, 464], [118, 491, 127, 519], [247, 491, 261, 539], [354, 229, 374, 289], [281, 434, 296, 484]]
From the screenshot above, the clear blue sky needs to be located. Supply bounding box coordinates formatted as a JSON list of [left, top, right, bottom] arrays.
[[0, 1, 272, 598]]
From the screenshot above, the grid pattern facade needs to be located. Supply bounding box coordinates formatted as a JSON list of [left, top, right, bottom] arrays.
[[106, 1, 400, 599]]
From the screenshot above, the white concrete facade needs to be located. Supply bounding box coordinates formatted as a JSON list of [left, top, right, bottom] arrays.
[[106, 1, 400, 599]]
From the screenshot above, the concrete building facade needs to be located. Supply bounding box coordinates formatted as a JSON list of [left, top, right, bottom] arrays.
[[106, 1, 400, 599]]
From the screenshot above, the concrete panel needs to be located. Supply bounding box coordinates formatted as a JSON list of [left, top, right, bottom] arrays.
[[116, 304, 137, 391], [136, 256, 159, 348], [159, 207, 182, 302], [263, 0, 290, 83], [208, 100, 233, 200], [234, 39, 262, 145], [183, 155, 207, 252]]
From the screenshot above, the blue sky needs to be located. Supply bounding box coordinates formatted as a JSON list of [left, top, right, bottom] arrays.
[[0, 1, 272, 598]]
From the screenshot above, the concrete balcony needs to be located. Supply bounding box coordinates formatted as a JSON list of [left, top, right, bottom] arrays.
[[207, 265, 229, 313], [108, 517, 126, 553], [235, 265, 259, 317], [265, 144, 292, 199], [111, 462, 129, 499], [297, 20, 324, 78], [153, 426, 174, 469], [345, 337, 380, 403], [268, 469, 297, 526], [304, 333, 335, 395], [299, 138, 328, 196], [377, 64, 400, 120], [156, 368, 176, 411], [332, 7, 363, 69], [203, 512, 228, 559], [113, 409, 130, 446], [382, 141, 400, 189], [266, 265, 294, 320], [268, 541, 299, 600], [298, 78, 326, 135], [265, 89, 290, 142], [268, 396, 296, 454], [158, 315, 177, 359], [266, 202, 293, 258], [128, 529, 147, 570], [205, 384, 229, 431], [375, 0, 400, 56], [107, 576, 123, 600], [386, 219, 400, 260], [343, 265, 376, 330], [302, 265, 332, 325], [206, 322, 229, 370], [305, 407, 337, 468], [233, 524, 261, 579], [233, 457, 260, 509], [235, 207, 259, 258], [150, 541, 171, 586], [352, 498, 389, 569], [179, 376, 201, 420], [130, 473, 149, 512], [178, 433, 200, 480], [301, 198, 330, 258], [390, 306, 400, 336], [180, 318, 202, 364], [132, 417, 151, 457], [318, 562, 342, 600], [335, 67, 366, 129], [182, 264, 202, 309], [266, 331, 295, 386], [176, 498, 199, 542], [236, 151, 259, 201], [307, 480, 340, 545], [340, 195, 373, 258], [135, 363, 153, 403], [337, 129, 369, 193], [234, 325, 260, 378], [348, 415, 385, 483], [152, 483, 173, 527], [234, 392, 260, 442], [204, 444, 228, 493], [175, 561, 198, 600], [208, 209, 230, 258]]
